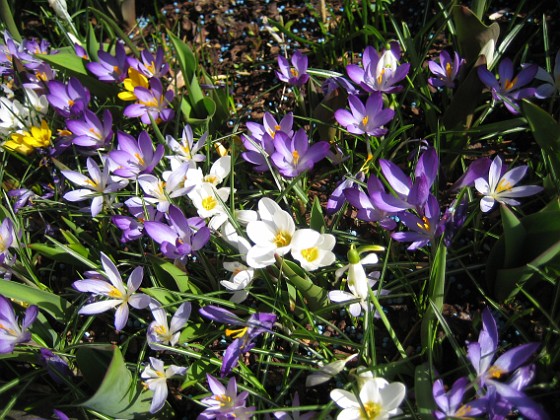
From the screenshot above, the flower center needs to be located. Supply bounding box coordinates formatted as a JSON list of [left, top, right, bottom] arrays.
[[204, 175, 219, 185], [216, 394, 233, 407], [301, 247, 319, 262], [107, 286, 124, 299], [290, 67, 299, 77], [495, 178, 512, 193], [202, 196, 218, 211], [487, 365, 504, 379], [455, 404, 472, 417], [361, 401, 382, 419], [504, 77, 518, 91], [417, 216, 430, 231], [292, 150, 300, 165], [0, 322, 17, 336], [274, 230, 292, 248], [134, 153, 145, 166], [445, 62, 453, 78], [361, 115, 369, 126], [377, 68, 386, 85]]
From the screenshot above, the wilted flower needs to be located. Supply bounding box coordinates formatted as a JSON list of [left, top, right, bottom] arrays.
[[477, 58, 537, 114], [428, 50, 465, 89], [199, 305, 276, 376], [38, 348, 72, 384], [306, 354, 358, 387], [274, 392, 315, 420], [220, 261, 255, 303], [72, 252, 150, 331], [474, 155, 543, 212], [335, 93, 395, 136], [276, 50, 309, 87], [330, 375, 406, 419], [0, 295, 38, 353], [198, 374, 255, 419], [141, 357, 186, 414]]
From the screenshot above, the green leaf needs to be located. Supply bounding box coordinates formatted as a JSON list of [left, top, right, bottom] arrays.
[[89, 8, 139, 56], [310, 196, 326, 232], [274, 255, 329, 310], [0, 282, 70, 323], [28, 243, 89, 268], [500, 205, 526, 268], [147, 255, 200, 293], [523, 100, 560, 152], [167, 31, 197, 82], [0, 0, 21, 42], [76, 346, 170, 418], [414, 363, 437, 419]]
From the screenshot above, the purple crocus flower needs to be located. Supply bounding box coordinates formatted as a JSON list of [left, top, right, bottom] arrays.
[[72, 252, 151, 331], [474, 155, 543, 213], [346, 43, 410, 93], [432, 377, 479, 419], [344, 175, 397, 230], [271, 129, 330, 178], [428, 50, 465, 89], [0, 218, 19, 267], [108, 131, 164, 178], [144, 205, 210, 262], [477, 58, 538, 114], [66, 109, 114, 148], [123, 77, 174, 124], [199, 305, 276, 376], [112, 202, 162, 243], [38, 348, 72, 384], [468, 308, 540, 390], [0, 295, 38, 353], [326, 172, 365, 215], [335, 93, 395, 136], [47, 77, 90, 118], [61, 157, 128, 217], [128, 47, 169, 78], [198, 374, 255, 419], [391, 194, 443, 250], [276, 50, 309, 87], [86, 41, 129, 83]]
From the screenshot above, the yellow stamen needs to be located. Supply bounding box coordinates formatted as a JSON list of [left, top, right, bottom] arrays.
[[202, 196, 218, 211], [361, 401, 382, 419], [107, 286, 123, 299], [416, 216, 430, 231], [274, 231, 292, 248], [301, 247, 319, 262], [504, 77, 518, 91], [225, 326, 248, 339], [134, 153, 145, 166], [487, 365, 504, 379], [290, 67, 299, 77], [361, 115, 369, 126], [377, 68, 386, 85], [455, 405, 472, 417], [216, 394, 233, 407], [292, 150, 300, 165], [496, 179, 512, 193], [445, 62, 453, 78]]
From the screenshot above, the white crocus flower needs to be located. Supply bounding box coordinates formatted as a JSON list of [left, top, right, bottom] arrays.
[[220, 209, 258, 260], [329, 248, 381, 317], [290, 229, 336, 271], [62, 157, 128, 217], [147, 301, 191, 348], [137, 173, 190, 213], [23, 87, 48, 117], [330, 376, 406, 420], [220, 261, 255, 303], [188, 182, 230, 220], [166, 124, 207, 167], [0, 97, 27, 136], [246, 198, 296, 268], [141, 357, 186, 414], [474, 155, 543, 213]]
